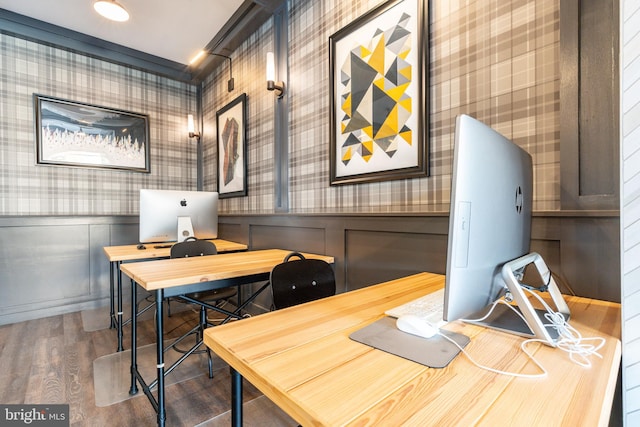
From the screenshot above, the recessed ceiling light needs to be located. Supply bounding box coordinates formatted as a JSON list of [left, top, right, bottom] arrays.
[[94, 0, 130, 22]]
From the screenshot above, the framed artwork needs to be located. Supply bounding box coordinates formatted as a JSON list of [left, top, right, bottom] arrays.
[[216, 93, 247, 198], [329, 0, 428, 185], [34, 94, 150, 172]]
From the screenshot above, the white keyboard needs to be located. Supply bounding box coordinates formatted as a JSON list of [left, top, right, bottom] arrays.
[[385, 288, 447, 327]]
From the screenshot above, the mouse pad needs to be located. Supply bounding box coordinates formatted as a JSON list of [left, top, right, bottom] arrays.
[[349, 317, 470, 368]]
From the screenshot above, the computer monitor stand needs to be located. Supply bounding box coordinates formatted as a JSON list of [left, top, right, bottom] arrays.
[[177, 216, 194, 242], [464, 252, 570, 347]]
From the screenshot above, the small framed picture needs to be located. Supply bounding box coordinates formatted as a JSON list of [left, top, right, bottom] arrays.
[[216, 93, 248, 198]]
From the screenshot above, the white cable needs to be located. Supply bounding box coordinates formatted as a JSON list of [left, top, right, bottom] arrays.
[[460, 297, 532, 330], [459, 299, 502, 323], [521, 288, 606, 368], [451, 301, 547, 378], [435, 329, 547, 378], [450, 287, 606, 376]]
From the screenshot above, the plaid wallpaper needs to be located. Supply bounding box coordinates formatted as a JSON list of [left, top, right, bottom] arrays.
[[1, 0, 560, 216], [0, 34, 197, 215], [202, 21, 276, 213], [205, 0, 560, 214]]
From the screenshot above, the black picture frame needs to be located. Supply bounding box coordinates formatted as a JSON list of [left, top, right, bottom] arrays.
[[216, 93, 248, 198], [329, 0, 429, 185], [34, 94, 150, 173]]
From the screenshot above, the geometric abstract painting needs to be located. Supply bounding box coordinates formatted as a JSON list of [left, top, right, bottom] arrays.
[[330, 0, 428, 185], [340, 13, 413, 166]]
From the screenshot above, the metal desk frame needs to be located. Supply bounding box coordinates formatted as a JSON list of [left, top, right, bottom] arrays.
[[104, 240, 247, 352], [119, 248, 334, 427], [128, 274, 271, 427]]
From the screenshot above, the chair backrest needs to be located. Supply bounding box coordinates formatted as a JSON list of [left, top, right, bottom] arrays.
[[170, 237, 217, 258], [270, 252, 336, 310]]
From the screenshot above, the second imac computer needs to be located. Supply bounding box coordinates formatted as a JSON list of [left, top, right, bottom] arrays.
[[444, 114, 568, 345], [139, 189, 218, 244]]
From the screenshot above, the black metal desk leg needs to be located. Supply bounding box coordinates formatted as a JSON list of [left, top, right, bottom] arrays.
[[116, 260, 124, 351], [156, 288, 166, 427], [109, 261, 116, 329], [231, 367, 243, 427], [129, 279, 138, 396]]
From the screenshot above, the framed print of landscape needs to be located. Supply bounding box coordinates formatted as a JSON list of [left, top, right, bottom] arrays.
[[34, 94, 150, 173]]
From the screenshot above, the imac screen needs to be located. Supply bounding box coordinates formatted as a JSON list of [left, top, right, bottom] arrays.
[[139, 189, 218, 243], [444, 114, 533, 322]]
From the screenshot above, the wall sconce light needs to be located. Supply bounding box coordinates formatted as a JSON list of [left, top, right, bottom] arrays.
[[213, 54, 235, 92], [189, 51, 234, 92], [266, 52, 285, 98], [187, 114, 200, 139]]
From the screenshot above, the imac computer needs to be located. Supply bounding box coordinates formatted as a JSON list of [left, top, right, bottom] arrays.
[[139, 189, 218, 243], [444, 114, 569, 345]]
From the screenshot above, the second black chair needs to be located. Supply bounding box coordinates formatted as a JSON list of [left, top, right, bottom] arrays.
[[270, 252, 336, 310]]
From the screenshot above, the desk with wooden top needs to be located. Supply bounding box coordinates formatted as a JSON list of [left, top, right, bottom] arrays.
[[120, 248, 335, 427], [103, 239, 247, 351], [203, 272, 621, 427]]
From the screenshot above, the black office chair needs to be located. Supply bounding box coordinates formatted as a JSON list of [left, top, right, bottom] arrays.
[[169, 237, 236, 378], [170, 237, 217, 258], [166, 237, 237, 316], [270, 252, 336, 310]]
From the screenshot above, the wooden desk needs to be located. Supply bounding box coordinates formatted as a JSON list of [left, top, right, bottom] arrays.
[[103, 239, 247, 351], [120, 248, 334, 427], [103, 239, 247, 262], [204, 272, 621, 427]]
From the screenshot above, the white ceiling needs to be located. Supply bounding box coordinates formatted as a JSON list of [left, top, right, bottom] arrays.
[[0, 0, 244, 65]]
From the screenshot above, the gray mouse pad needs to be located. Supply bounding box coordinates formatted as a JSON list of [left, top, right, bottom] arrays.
[[349, 317, 470, 368]]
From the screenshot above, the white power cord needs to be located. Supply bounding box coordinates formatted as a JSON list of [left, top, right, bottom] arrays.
[[521, 287, 605, 368], [439, 290, 605, 378]]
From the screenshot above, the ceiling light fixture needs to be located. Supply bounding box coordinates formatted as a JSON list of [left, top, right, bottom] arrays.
[[94, 0, 130, 22]]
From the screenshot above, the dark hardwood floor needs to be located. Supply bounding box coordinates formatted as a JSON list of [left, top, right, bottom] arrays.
[[0, 306, 294, 426]]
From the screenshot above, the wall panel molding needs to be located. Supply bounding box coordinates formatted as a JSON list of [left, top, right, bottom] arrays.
[[0, 216, 138, 325], [220, 211, 620, 300], [0, 211, 619, 325], [560, 0, 620, 210]]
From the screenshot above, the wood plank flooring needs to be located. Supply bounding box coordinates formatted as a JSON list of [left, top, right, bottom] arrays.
[[0, 306, 296, 426]]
